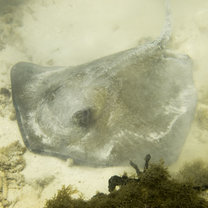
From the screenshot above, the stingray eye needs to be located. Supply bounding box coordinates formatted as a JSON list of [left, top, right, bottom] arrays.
[[72, 108, 93, 128]]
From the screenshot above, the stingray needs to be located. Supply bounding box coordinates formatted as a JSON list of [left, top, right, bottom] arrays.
[[11, 1, 196, 166]]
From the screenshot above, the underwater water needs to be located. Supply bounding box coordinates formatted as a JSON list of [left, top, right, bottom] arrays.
[[0, 0, 208, 207]]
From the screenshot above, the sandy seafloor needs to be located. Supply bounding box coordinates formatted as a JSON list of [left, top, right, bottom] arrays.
[[0, 0, 208, 207]]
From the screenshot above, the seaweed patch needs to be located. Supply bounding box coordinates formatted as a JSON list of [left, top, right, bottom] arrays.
[[43, 156, 208, 208]]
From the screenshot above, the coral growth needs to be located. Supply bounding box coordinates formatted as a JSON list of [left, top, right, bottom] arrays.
[[0, 141, 26, 173], [0, 88, 13, 119], [0, 141, 26, 207], [44, 161, 208, 208]]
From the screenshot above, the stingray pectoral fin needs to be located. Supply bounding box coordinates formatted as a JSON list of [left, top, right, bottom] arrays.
[[11, 62, 65, 96], [10, 62, 67, 157]]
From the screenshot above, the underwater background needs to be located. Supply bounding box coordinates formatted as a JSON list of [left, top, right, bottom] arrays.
[[0, 0, 208, 207]]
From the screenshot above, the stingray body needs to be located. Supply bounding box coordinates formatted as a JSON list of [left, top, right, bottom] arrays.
[[11, 1, 196, 166]]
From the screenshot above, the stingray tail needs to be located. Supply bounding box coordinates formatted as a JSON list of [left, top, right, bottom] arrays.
[[131, 0, 172, 53], [99, 0, 172, 74], [118, 0, 172, 60], [156, 0, 172, 47]]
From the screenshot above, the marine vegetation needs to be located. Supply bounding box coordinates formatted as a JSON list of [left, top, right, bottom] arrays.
[[0, 141, 26, 207], [177, 159, 208, 190], [44, 156, 208, 208]]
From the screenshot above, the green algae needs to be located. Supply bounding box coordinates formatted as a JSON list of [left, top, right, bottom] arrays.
[[177, 159, 208, 188], [44, 162, 208, 208]]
